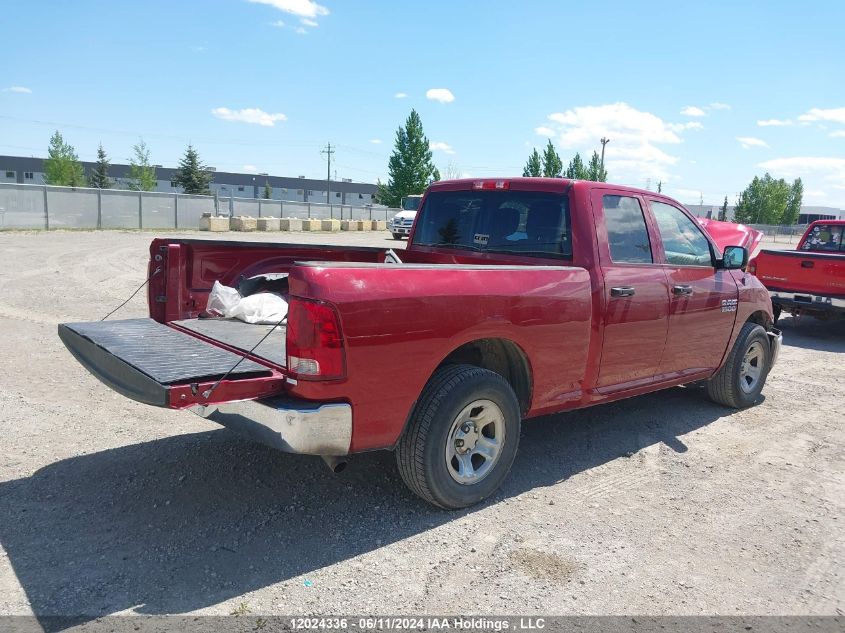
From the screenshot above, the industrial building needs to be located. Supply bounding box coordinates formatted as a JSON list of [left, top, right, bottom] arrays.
[[0, 155, 376, 206]]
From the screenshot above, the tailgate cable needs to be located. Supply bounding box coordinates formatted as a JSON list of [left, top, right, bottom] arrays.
[[201, 316, 288, 400], [100, 267, 162, 321]]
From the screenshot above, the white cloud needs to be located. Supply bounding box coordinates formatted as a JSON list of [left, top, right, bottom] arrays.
[[394, 92, 407, 99], [269, 19, 285, 27], [758, 157, 845, 202], [301, 17, 318, 26], [4, 86, 31, 94], [681, 106, 707, 117], [369, 139, 382, 144], [709, 102, 731, 110], [426, 88, 455, 104], [737, 136, 769, 149], [242, 164, 259, 173], [295, 26, 307, 34], [831, 130, 845, 138], [247, 0, 329, 18], [430, 141, 455, 154], [211, 107, 287, 127], [798, 107, 845, 125], [757, 118, 793, 127], [540, 102, 690, 181], [534, 126, 555, 137], [671, 121, 703, 131]]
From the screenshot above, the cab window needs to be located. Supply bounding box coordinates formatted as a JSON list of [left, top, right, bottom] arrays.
[[603, 195, 653, 263], [651, 201, 713, 266]]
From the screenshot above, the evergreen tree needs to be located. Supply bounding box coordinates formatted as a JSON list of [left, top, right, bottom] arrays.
[[523, 148, 542, 177], [263, 180, 272, 199], [127, 139, 158, 191], [564, 152, 589, 180], [542, 140, 563, 178], [378, 109, 440, 207], [173, 144, 213, 195], [719, 195, 729, 221], [783, 178, 803, 224], [657, 180, 663, 194], [586, 151, 607, 182], [43, 131, 85, 187], [88, 143, 112, 189]]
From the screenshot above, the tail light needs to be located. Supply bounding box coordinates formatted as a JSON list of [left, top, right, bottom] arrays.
[[472, 180, 510, 190], [286, 297, 346, 380], [747, 259, 757, 275]]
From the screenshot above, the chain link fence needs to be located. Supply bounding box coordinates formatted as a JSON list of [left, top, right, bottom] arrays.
[[746, 223, 809, 243], [0, 183, 400, 230]]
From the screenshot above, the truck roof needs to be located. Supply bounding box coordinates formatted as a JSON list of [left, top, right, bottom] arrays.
[[428, 177, 669, 199]]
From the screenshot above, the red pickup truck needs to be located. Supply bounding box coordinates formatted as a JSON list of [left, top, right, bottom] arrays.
[[59, 178, 781, 508], [751, 220, 845, 322]]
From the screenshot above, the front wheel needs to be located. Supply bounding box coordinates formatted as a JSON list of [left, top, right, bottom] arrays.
[[392, 233, 403, 240], [706, 321, 772, 408], [396, 364, 521, 509]]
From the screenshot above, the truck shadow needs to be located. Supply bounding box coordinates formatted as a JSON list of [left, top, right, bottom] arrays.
[[776, 315, 845, 353], [0, 387, 728, 625]]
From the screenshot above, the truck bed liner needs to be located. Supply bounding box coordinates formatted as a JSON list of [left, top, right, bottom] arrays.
[[172, 318, 286, 367], [59, 319, 272, 406]]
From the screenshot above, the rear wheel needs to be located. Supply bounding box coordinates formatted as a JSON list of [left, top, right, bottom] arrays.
[[772, 305, 782, 324], [396, 364, 521, 509], [706, 321, 771, 408]]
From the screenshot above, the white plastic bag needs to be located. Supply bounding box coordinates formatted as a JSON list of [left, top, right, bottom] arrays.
[[206, 280, 288, 324]]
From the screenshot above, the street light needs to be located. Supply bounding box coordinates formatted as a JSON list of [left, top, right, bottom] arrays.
[[600, 137, 610, 173]]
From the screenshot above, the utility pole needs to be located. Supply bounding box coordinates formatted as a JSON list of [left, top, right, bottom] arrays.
[[321, 143, 334, 205], [600, 137, 610, 172]]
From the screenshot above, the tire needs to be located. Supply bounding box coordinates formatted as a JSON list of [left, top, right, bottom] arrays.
[[706, 321, 771, 408], [396, 364, 521, 509], [772, 305, 782, 324], [392, 233, 403, 240]]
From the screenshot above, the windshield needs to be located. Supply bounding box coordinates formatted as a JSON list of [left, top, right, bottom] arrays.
[[401, 196, 422, 211], [413, 190, 572, 258], [801, 224, 845, 252]]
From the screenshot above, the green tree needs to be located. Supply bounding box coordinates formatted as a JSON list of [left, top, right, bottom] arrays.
[[542, 140, 563, 178], [43, 131, 85, 187], [564, 152, 589, 180], [173, 144, 213, 195], [127, 139, 157, 191], [88, 143, 112, 189], [263, 180, 272, 199], [586, 151, 607, 182], [783, 177, 803, 224], [377, 109, 440, 207], [719, 195, 729, 221], [523, 148, 542, 177], [734, 173, 792, 224]]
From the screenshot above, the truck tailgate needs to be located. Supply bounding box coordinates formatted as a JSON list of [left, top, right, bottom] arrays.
[[755, 249, 845, 296], [58, 318, 285, 408]]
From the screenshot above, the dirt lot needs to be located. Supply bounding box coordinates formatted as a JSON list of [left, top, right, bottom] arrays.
[[0, 230, 842, 619]]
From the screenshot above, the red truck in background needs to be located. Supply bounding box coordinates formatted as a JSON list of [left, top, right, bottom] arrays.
[[59, 178, 781, 509], [751, 220, 845, 322]]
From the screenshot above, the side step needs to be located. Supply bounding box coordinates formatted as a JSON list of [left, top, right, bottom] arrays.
[[59, 318, 273, 407]]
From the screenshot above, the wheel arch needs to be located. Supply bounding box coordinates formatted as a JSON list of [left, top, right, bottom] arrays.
[[746, 309, 773, 330]]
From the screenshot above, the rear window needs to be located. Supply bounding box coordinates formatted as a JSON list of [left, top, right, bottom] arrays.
[[413, 190, 572, 258], [801, 224, 845, 252]]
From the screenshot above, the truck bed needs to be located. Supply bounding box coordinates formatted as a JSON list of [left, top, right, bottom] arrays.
[[755, 249, 845, 297], [172, 318, 286, 367]]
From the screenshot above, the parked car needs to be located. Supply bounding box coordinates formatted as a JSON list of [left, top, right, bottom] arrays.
[[751, 220, 845, 322], [388, 194, 422, 239], [59, 178, 780, 509]]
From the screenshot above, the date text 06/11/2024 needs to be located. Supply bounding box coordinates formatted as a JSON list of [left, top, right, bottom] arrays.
[[288, 617, 547, 630]]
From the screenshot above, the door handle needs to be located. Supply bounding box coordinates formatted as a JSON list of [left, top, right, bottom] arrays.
[[673, 284, 693, 296], [610, 286, 636, 297], [801, 261, 814, 269]]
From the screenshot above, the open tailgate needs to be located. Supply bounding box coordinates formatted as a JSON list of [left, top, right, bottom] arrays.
[[58, 318, 286, 408]]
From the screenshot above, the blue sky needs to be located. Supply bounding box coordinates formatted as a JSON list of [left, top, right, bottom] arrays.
[[2, 0, 844, 207]]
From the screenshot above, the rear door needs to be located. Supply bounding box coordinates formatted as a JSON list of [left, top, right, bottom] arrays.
[[646, 198, 737, 377], [592, 190, 670, 391]]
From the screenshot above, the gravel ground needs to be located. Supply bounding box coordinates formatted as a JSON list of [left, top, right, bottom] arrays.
[[0, 230, 842, 619]]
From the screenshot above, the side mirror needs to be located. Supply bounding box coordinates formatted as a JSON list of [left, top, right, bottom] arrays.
[[721, 245, 748, 270]]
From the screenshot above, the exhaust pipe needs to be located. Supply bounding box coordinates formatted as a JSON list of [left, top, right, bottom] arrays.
[[321, 455, 348, 474]]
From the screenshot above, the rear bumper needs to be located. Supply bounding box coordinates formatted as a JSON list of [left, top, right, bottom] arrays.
[[770, 290, 845, 313], [190, 397, 352, 456]]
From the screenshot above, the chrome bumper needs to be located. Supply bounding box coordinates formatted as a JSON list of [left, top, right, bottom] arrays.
[[190, 397, 352, 456], [770, 290, 845, 311], [767, 328, 782, 368]]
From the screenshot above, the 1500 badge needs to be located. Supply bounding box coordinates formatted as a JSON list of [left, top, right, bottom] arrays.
[[721, 299, 738, 312]]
